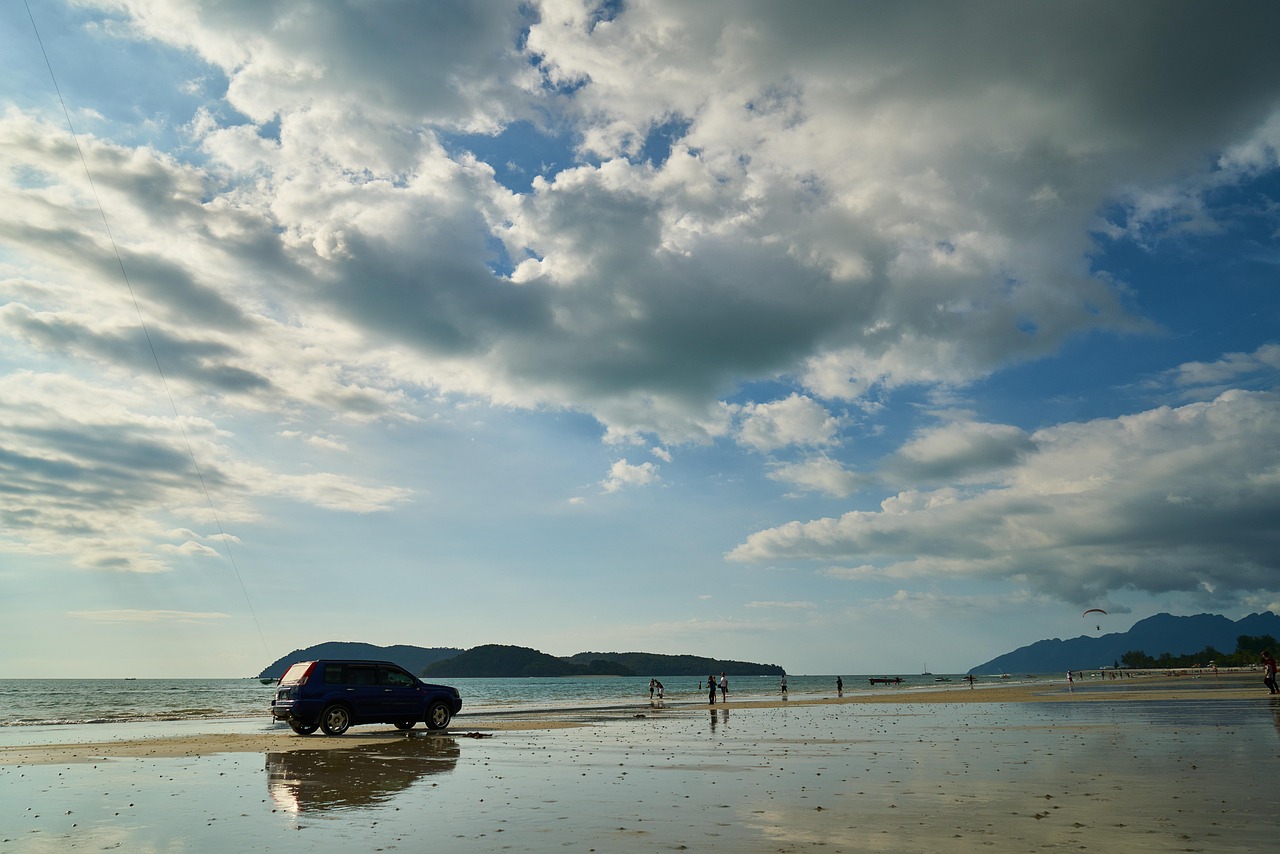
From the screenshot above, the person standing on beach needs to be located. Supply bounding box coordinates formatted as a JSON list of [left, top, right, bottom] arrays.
[[781, 675, 788, 698], [718, 672, 728, 703], [708, 674, 717, 704], [836, 676, 843, 697], [649, 679, 656, 701], [1262, 651, 1278, 694]]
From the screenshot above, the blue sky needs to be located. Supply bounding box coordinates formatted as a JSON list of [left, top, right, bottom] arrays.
[[2, 1, 1278, 678]]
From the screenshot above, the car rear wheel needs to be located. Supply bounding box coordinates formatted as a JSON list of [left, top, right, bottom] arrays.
[[289, 719, 318, 735], [394, 721, 415, 730], [425, 700, 452, 730], [319, 703, 352, 736]]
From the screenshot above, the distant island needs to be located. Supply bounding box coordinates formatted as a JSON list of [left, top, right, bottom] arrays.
[[258, 642, 462, 680], [258, 641, 784, 680]]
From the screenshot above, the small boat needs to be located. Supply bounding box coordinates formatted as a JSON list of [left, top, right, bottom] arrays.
[[868, 676, 903, 685], [259, 677, 276, 685]]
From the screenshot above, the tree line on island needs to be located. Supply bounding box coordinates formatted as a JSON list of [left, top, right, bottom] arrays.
[[257, 641, 784, 680], [1118, 633, 1278, 670]]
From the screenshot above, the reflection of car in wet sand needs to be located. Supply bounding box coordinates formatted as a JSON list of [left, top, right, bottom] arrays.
[[266, 736, 461, 812], [270, 659, 462, 735]]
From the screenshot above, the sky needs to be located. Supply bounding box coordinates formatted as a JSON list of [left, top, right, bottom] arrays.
[[2, 1, 1279, 678]]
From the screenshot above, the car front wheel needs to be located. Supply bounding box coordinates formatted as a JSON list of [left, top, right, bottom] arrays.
[[319, 703, 352, 736], [425, 700, 452, 730]]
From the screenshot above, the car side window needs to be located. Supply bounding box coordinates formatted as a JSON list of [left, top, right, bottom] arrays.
[[347, 666, 376, 686], [323, 665, 345, 685], [380, 667, 415, 687]]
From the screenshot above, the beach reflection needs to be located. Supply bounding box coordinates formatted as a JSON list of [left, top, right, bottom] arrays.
[[709, 708, 729, 733], [266, 735, 460, 813]]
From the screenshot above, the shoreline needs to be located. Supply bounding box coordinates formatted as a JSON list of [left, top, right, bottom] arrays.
[[5, 673, 1278, 852], [2, 671, 1268, 767]]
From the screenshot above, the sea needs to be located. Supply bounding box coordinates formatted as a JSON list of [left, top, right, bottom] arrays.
[[0, 672, 1057, 731]]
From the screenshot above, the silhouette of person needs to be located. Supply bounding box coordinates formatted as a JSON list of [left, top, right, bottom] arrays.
[[1262, 651, 1278, 695]]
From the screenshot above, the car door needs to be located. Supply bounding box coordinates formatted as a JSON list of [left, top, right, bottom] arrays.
[[378, 665, 422, 721], [341, 663, 381, 720]]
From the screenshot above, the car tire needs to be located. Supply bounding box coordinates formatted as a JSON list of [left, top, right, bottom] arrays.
[[289, 719, 319, 735], [425, 700, 452, 730], [319, 703, 352, 736], [394, 721, 415, 731]]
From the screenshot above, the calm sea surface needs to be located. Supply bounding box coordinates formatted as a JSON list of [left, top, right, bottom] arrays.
[[0, 673, 1058, 729]]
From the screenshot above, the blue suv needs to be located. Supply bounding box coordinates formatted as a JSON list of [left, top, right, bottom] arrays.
[[270, 659, 463, 736]]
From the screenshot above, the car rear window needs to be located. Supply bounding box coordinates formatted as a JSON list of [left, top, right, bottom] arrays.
[[280, 662, 313, 684]]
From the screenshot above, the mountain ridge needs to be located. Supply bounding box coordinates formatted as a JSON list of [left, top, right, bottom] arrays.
[[969, 611, 1280, 674]]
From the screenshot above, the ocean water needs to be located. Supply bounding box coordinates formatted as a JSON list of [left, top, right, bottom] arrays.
[[0, 672, 1057, 728]]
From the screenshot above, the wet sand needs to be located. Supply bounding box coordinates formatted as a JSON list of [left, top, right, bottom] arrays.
[[3, 673, 1278, 852]]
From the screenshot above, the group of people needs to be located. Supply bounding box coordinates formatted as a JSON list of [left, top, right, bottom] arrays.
[[652, 655, 1280, 705], [707, 672, 727, 704]]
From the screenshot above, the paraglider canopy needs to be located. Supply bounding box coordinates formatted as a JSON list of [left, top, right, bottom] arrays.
[[1083, 608, 1106, 631]]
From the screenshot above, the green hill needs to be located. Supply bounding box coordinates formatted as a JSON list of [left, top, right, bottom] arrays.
[[257, 641, 462, 680], [260, 642, 786, 680], [563, 651, 785, 676], [420, 644, 634, 678]]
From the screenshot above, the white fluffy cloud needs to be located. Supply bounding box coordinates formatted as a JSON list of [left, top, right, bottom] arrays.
[[730, 390, 1280, 605], [736, 394, 839, 452], [27, 0, 1277, 442], [890, 420, 1036, 483], [766, 456, 863, 498], [601, 458, 660, 493], [3, 0, 1279, 606]]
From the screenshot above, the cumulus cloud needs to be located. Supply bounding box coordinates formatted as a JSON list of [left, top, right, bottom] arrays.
[[889, 420, 1036, 483], [730, 390, 1280, 605], [5, 0, 1280, 582], [1169, 343, 1280, 393], [767, 455, 863, 498], [25, 0, 1277, 441], [600, 458, 660, 493], [736, 394, 839, 452]]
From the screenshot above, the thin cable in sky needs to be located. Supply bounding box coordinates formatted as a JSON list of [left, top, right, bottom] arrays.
[[24, 0, 270, 657]]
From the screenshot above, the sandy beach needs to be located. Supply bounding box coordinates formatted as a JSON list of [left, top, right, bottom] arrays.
[[3, 673, 1278, 851]]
